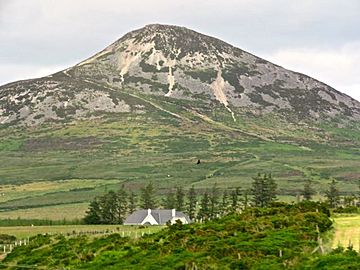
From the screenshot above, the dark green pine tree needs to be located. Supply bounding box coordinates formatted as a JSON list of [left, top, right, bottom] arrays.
[[114, 188, 128, 224], [197, 192, 210, 221], [325, 179, 340, 208], [243, 189, 249, 210], [99, 191, 117, 224], [129, 192, 137, 214], [230, 188, 239, 212], [187, 185, 197, 221], [163, 191, 176, 209], [264, 173, 277, 205], [302, 180, 315, 201], [175, 186, 185, 211], [251, 173, 264, 207], [84, 198, 101, 224], [219, 190, 229, 216], [209, 183, 220, 219], [140, 182, 157, 209], [251, 173, 277, 207]]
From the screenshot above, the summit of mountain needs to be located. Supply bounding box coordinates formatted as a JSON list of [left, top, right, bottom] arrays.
[[0, 24, 359, 130]]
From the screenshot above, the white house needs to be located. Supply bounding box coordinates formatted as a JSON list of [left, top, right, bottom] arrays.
[[124, 209, 191, 225]]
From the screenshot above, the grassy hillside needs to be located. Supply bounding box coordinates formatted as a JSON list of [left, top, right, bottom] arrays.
[[0, 91, 359, 220]]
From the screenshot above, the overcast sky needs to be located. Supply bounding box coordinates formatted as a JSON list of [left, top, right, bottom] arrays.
[[0, 0, 359, 101]]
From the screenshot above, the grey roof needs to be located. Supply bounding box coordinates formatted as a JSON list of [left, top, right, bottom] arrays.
[[124, 209, 148, 224], [124, 209, 191, 225]]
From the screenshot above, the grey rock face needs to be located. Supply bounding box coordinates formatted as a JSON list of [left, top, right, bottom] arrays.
[[1, 24, 359, 126]]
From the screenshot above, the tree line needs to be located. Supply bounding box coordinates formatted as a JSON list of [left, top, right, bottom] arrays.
[[84, 174, 360, 224], [302, 178, 360, 210], [84, 173, 278, 224]]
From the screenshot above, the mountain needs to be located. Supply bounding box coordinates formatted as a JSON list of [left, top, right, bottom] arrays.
[[0, 24, 359, 210], [1, 24, 359, 128]]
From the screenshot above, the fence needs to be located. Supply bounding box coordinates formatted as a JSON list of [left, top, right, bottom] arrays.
[[0, 238, 29, 254]]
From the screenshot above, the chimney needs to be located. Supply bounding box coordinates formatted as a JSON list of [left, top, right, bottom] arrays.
[[148, 209, 151, 215], [172, 209, 176, 217]]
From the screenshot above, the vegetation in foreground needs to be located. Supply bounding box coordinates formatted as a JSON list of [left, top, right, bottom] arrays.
[[2, 202, 359, 269]]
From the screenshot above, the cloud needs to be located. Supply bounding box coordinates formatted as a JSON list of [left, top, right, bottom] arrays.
[[0, 63, 68, 86], [0, 0, 359, 102], [342, 85, 360, 102], [262, 42, 360, 101]]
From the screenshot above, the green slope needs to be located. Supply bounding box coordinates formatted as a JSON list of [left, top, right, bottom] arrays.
[[0, 85, 359, 218]]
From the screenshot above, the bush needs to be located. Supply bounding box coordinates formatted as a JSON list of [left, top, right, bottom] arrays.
[[0, 234, 16, 244], [333, 206, 359, 214]]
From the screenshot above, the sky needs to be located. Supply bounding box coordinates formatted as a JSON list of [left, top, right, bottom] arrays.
[[0, 0, 359, 101]]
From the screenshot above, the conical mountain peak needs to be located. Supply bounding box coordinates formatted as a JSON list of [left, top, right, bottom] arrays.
[[0, 24, 359, 128]]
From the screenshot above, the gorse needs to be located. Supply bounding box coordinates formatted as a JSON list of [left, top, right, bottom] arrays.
[[3, 202, 345, 270]]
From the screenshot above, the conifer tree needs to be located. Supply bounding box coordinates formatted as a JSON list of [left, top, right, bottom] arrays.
[[99, 191, 117, 224], [85, 189, 129, 224], [187, 185, 197, 220], [251, 173, 264, 207], [325, 179, 340, 208], [264, 173, 277, 205], [209, 183, 220, 219], [243, 189, 249, 210], [251, 173, 277, 207], [175, 186, 185, 211], [230, 188, 239, 212], [140, 182, 157, 209], [129, 192, 137, 214], [302, 180, 315, 201], [197, 192, 210, 221], [163, 192, 176, 209], [84, 198, 101, 224], [219, 190, 229, 216], [114, 188, 128, 224]]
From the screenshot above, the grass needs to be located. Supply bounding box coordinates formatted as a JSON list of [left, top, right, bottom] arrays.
[[332, 214, 360, 251], [0, 94, 358, 220], [0, 179, 121, 203], [0, 224, 164, 239], [0, 203, 89, 221]]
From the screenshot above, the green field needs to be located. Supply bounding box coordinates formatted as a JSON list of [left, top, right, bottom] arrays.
[[0, 224, 164, 239], [0, 203, 89, 221], [333, 214, 360, 251]]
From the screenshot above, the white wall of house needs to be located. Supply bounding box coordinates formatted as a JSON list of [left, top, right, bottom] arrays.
[[124, 209, 190, 225], [141, 209, 159, 225]]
